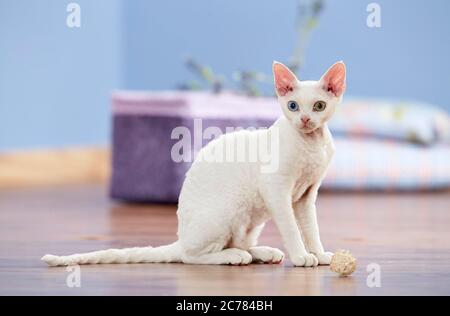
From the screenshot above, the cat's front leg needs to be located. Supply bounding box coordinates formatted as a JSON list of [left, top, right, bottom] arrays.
[[261, 184, 318, 267], [294, 184, 333, 265]]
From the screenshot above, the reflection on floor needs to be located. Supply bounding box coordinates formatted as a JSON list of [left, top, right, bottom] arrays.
[[0, 184, 449, 295]]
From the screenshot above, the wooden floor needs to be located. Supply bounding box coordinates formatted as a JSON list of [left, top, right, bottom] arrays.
[[0, 184, 449, 296]]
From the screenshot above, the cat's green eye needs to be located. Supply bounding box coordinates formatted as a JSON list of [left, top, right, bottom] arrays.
[[313, 101, 327, 112]]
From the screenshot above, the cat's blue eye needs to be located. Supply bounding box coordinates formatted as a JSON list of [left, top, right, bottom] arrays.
[[287, 101, 299, 112]]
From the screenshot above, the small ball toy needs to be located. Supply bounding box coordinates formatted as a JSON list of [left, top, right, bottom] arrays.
[[330, 249, 356, 276]]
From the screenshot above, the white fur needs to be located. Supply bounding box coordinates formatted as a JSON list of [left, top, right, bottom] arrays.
[[42, 61, 345, 267]]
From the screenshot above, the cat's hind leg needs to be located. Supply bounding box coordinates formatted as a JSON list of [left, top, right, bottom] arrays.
[[182, 248, 252, 265], [178, 218, 252, 265], [249, 246, 284, 264], [176, 204, 252, 265], [242, 223, 285, 264]]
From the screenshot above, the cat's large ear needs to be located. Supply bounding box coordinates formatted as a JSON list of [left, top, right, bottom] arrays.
[[273, 61, 298, 97], [320, 61, 346, 98]]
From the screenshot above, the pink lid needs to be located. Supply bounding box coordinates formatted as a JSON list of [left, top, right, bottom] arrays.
[[112, 90, 281, 120]]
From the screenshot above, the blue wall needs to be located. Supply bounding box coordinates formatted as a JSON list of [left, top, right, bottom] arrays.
[[124, 0, 450, 102], [1, 0, 449, 150], [0, 0, 122, 150]]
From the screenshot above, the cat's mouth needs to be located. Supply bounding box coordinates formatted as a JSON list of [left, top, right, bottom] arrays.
[[291, 121, 317, 135], [299, 123, 316, 133]]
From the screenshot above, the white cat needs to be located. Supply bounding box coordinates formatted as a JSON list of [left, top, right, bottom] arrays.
[[42, 61, 346, 267]]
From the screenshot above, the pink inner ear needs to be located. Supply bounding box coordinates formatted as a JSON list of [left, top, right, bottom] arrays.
[[322, 63, 346, 97], [273, 63, 297, 96]]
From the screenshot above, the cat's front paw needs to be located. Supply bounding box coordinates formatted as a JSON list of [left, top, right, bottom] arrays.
[[290, 253, 318, 267], [314, 251, 334, 265]]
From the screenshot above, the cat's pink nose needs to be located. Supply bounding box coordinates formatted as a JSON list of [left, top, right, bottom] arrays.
[[301, 116, 311, 124]]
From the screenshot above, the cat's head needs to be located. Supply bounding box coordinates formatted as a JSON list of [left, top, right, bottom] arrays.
[[273, 61, 346, 134]]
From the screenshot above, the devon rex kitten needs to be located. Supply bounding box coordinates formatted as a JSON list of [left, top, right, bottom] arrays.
[[42, 61, 346, 267]]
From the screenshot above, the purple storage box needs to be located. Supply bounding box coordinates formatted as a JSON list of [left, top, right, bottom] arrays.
[[110, 91, 280, 202]]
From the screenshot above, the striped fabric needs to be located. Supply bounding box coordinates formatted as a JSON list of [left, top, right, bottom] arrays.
[[329, 98, 450, 145], [325, 137, 450, 190]]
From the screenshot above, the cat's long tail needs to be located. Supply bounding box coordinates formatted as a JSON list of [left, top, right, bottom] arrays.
[[41, 242, 181, 267]]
